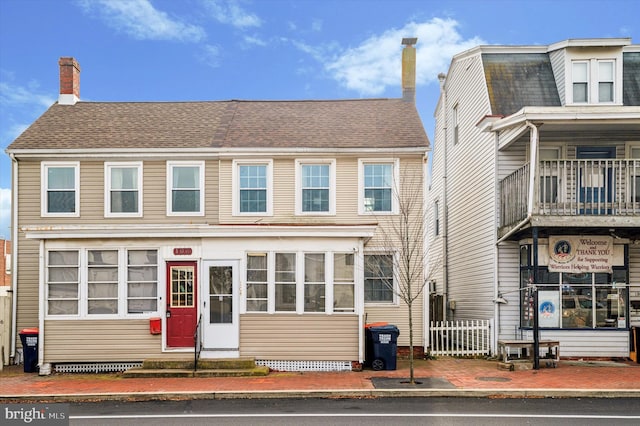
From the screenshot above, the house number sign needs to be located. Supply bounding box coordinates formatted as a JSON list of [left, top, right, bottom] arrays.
[[173, 248, 193, 256]]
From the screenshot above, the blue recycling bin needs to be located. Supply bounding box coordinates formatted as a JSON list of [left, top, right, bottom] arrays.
[[19, 328, 39, 373], [365, 324, 399, 370]]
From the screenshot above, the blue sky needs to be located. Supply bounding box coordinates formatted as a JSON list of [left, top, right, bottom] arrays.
[[0, 0, 638, 239]]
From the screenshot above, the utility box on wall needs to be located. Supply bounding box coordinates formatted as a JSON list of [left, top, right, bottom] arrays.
[[149, 317, 162, 335]]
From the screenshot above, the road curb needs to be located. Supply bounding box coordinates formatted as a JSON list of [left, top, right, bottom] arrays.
[[2, 388, 640, 403]]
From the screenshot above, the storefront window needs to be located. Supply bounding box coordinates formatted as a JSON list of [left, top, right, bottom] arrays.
[[519, 244, 627, 329]]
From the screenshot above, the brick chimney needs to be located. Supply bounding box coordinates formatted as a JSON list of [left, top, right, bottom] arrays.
[[401, 38, 417, 102], [58, 57, 80, 105]]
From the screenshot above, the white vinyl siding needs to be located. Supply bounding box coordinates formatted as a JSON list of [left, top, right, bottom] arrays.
[[240, 315, 359, 360], [444, 53, 496, 321]]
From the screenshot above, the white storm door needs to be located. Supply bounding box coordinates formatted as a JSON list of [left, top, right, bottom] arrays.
[[203, 260, 239, 350]]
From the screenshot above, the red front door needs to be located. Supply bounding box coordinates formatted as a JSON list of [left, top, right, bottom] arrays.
[[166, 261, 198, 347]]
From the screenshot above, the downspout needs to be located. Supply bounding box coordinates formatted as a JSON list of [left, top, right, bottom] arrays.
[[422, 151, 429, 350], [9, 153, 18, 361], [494, 121, 538, 349]]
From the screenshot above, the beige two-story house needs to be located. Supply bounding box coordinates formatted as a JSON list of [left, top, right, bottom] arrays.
[[6, 42, 430, 373], [429, 38, 640, 358]]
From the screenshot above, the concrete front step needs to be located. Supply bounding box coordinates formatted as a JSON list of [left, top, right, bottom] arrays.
[[141, 357, 258, 370], [122, 365, 270, 378]]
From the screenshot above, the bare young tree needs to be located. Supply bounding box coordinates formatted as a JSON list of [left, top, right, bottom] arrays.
[[364, 164, 430, 384]]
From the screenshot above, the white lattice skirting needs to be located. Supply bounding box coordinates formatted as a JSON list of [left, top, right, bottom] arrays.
[[54, 362, 142, 373], [256, 360, 352, 372]]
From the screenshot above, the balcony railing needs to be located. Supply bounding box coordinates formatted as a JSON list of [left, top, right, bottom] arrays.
[[500, 159, 640, 228]]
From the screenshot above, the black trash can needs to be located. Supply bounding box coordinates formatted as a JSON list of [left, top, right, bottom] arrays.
[[19, 328, 39, 373], [365, 324, 399, 371]]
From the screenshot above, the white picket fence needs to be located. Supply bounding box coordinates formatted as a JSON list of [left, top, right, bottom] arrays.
[[429, 319, 492, 357]]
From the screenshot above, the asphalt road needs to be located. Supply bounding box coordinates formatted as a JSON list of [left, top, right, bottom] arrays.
[[69, 397, 640, 425]]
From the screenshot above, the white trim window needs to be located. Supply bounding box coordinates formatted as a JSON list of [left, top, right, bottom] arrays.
[[304, 253, 326, 313], [167, 161, 204, 216], [333, 253, 354, 312], [105, 162, 142, 217], [358, 159, 399, 215], [47, 250, 80, 315], [295, 159, 336, 215], [275, 252, 296, 312], [46, 248, 158, 318], [571, 59, 618, 105], [41, 162, 79, 217], [364, 253, 395, 304], [246, 253, 268, 312], [233, 160, 273, 216], [245, 250, 354, 314], [572, 61, 589, 103]]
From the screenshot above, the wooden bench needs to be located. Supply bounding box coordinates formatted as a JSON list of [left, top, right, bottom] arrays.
[[498, 339, 560, 368]]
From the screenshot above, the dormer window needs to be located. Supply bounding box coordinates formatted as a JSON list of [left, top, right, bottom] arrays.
[[571, 59, 616, 104]]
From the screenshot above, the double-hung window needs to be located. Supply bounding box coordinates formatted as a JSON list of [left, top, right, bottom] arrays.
[[246, 253, 268, 312], [333, 253, 354, 312], [359, 159, 399, 214], [127, 250, 158, 313], [233, 160, 272, 215], [572, 61, 589, 103], [105, 162, 142, 217], [304, 253, 325, 312], [87, 250, 119, 315], [42, 162, 79, 216], [296, 160, 335, 215], [364, 253, 395, 303], [167, 161, 204, 216], [275, 253, 296, 312], [598, 61, 614, 103], [47, 251, 80, 315]]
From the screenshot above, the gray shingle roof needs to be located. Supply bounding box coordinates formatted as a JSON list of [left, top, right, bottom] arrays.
[[7, 99, 429, 151], [482, 53, 561, 116], [623, 52, 640, 106]]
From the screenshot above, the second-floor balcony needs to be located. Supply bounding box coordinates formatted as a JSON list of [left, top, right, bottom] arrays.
[[500, 159, 640, 230]]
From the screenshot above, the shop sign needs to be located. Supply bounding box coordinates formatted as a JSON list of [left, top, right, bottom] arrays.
[[548, 235, 613, 273], [173, 247, 193, 256]]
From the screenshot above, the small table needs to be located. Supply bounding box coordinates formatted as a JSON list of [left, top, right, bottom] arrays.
[[498, 339, 560, 368]]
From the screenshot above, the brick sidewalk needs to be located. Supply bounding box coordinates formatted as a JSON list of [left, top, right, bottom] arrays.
[[1, 358, 639, 400]]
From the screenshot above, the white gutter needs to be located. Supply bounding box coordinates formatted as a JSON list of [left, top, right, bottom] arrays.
[[496, 121, 538, 245], [7, 146, 428, 158], [22, 223, 378, 240], [10, 154, 18, 361]]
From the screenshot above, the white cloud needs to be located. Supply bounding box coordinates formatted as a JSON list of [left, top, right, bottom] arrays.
[[78, 0, 206, 42], [324, 18, 485, 95], [243, 35, 267, 47], [0, 188, 10, 240], [0, 80, 54, 147], [198, 44, 222, 68], [0, 81, 55, 109], [202, 0, 262, 29]]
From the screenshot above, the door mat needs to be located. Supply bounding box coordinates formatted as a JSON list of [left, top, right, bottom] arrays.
[[371, 377, 456, 389]]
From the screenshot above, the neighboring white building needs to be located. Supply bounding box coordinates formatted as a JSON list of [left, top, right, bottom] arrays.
[[429, 38, 640, 358]]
